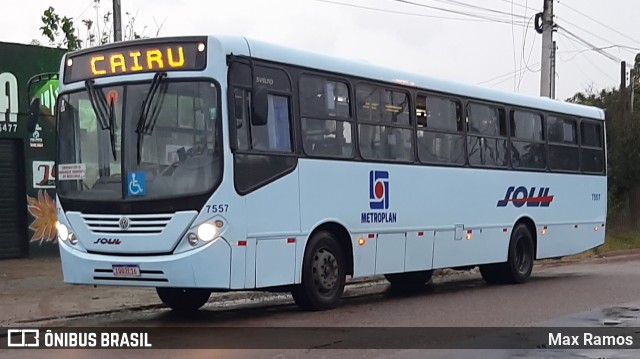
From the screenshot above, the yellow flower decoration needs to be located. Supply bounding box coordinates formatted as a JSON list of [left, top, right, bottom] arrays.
[[27, 190, 58, 244]]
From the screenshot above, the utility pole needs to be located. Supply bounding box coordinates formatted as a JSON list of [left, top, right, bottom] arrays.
[[537, 0, 554, 98], [113, 0, 123, 42], [631, 68, 635, 113], [550, 40, 556, 99], [621, 61, 627, 91]]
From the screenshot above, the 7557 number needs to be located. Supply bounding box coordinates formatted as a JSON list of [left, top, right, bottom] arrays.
[[205, 204, 228, 213]]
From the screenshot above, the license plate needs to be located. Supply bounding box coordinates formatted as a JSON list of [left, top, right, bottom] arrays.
[[112, 264, 140, 277]]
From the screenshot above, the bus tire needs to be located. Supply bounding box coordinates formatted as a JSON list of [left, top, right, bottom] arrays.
[[291, 230, 346, 311], [479, 263, 506, 284], [384, 270, 433, 287], [480, 223, 534, 284], [504, 223, 535, 284], [155, 287, 211, 312]]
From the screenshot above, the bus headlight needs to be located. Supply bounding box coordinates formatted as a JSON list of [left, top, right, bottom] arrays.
[[197, 222, 218, 242], [56, 221, 69, 242]]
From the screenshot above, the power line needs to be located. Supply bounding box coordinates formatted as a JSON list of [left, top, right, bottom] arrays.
[[559, 25, 625, 64], [497, 0, 537, 12], [558, 1, 640, 47], [75, 0, 96, 20], [387, 0, 531, 24], [477, 62, 540, 86], [426, 0, 530, 19], [314, 0, 519, 22], [558, 17, 637, 56], [557, 32, 617, 83]]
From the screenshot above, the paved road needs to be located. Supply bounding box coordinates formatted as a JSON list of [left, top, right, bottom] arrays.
[[3, 253, 640, 358]]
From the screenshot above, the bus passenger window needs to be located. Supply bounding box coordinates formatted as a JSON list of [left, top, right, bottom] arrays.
[[250, 95, 292, 153], [548, 116, 579, 171], [467, 102, 508, 167], [510, 110, 546, 170], [300, 76, 353, 158], [416, 95, 465, 165]]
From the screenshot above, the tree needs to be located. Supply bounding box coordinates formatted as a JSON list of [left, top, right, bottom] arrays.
[[38, 1, 163, 50]]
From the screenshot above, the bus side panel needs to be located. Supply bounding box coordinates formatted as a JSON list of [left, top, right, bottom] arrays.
[[404, 230, 435, 272], [246, 170, 301, 288], [375, 232, 406, 274], [537, 223, 605, 259], [432, 228, 510, 269]]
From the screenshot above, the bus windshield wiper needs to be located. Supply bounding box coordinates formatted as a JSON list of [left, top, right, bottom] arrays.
[[85, 80, 110, 130], [85, 80, 117, 160], [136, 72, 168, 164], [108, 99, 117, 161]]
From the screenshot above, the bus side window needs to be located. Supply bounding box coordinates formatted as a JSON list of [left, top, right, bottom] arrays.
[[250, 94, 292, 152], [234, 88, 293, 153]]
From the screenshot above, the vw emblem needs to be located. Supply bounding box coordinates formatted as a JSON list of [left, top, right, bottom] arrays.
[[119, 217, 130, 230]]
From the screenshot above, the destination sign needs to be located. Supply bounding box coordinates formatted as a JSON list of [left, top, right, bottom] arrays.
[[63, 40, 207, 83]]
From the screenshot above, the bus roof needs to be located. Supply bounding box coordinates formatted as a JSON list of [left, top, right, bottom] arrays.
[[231, 35, 604, 121], [63, 35, 605, 121]]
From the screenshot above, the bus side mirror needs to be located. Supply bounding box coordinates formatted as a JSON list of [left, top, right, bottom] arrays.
[[27, 97, 41, 133], [251, 87, 268, 126]]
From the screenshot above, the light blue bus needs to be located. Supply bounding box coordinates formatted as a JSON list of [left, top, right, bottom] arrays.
[[50, 35, 607, 312]]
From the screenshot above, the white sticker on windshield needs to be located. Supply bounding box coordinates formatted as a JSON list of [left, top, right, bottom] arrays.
[[58, 163, 86, 181]]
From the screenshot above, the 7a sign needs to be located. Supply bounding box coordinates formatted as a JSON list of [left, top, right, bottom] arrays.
[[33, 161, 56, 189]]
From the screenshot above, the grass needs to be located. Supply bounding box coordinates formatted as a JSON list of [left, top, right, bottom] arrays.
[[561, 230, 640, 260], [596, 230, 640, 253]]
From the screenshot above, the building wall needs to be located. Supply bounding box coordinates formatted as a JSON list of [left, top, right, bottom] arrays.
[[0, 41, 65, 258]]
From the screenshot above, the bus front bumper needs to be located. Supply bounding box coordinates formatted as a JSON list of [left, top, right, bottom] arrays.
[[58, 237, 232, 289]]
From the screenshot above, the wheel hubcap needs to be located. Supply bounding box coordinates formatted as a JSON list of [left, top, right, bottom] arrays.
[[312, 248, 338, 293]]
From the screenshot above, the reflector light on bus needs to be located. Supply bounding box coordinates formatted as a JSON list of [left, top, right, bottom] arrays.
[[238, 240, 247, 246], [358, 238, 366, 246], [466, 230, 472, 240], [287, 238, 296, 244], [368, 233, 375, 239], [418, 231, 424, 236], [594, 226, 599, 231], [574, 224, 579, 228], [541, 226, 548, 235], [187, 233, 198, 246], [502, 228, 508, 232]]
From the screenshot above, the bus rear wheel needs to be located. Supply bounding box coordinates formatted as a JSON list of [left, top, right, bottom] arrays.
[[291, 230, 346, 311], [480, 223, 534, 284], [385, 270, 434, 287], [156, 287, 211, 312]]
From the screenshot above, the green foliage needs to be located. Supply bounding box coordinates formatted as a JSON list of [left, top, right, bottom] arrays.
[[569, 55, 640, 215], [40, 6, 81, 50], [38, 2, 156, 51]]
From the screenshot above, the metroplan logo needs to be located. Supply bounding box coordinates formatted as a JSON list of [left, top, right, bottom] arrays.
[[369, 170, 390, 210], [362, 170, 397, 224], [497, 186, 554, 207]]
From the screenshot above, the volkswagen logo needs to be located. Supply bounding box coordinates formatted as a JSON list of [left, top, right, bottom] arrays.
[[118, 217, 130, 230]]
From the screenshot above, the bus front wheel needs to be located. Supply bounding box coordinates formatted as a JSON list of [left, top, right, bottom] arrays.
[[291, 230, 346, 311], [156, 287, 211, 312], [480, 223, 534, 284]]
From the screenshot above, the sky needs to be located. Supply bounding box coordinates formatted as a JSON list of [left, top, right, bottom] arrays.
[[1, 0, 638, 101]]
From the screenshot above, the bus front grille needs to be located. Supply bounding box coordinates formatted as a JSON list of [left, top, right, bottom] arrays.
[[81, 213, 174, 234]]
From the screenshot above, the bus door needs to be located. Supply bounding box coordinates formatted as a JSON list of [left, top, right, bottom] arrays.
[[228, 60, 300, 288]]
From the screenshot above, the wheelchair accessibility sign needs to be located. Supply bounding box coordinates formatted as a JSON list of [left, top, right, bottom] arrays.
[[128, 172, 146, 197]]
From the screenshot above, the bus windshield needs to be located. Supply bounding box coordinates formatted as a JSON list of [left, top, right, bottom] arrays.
[[57, 80, 221, 201]]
